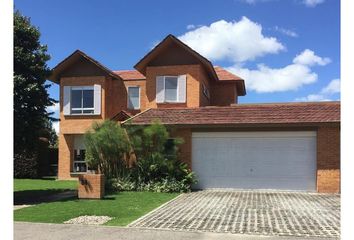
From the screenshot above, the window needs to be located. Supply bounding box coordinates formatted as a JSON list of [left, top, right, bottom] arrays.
[[128, 86, 140, 109], [72, 135, 88, 173], [73, 149, 87, 173], [71, 86, 94, 114], [164, 76, 178, 102], [202, 83, 210, 99], [156, 75, 186, 103]]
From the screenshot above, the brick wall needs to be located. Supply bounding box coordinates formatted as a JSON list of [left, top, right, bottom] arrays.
[[199, 67, 211, 106], [316, 125, 340, 193], [59, 76, 106, 134], [211, 83, 237, 106], [145, 65, 201, 108], [106, 76, 128, 119], [123, 79, 147, 113], [58, 134, 73, 179], [170, 128, 192, 169], [78, 174, 105, 199]]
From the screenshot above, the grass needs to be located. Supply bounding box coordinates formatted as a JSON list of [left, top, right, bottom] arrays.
[[14, 178, 78, 192], [14, 191, 179, 226]]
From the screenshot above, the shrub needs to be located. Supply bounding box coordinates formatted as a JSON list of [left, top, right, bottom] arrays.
[[86, 120, 197, 192], [126, 121, 196, 184], [14, 152, 38, 178], [108, 177, 192, 193], [84, 120, 130, 179]]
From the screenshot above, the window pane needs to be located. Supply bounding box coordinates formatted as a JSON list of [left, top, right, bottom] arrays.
[[165, 77, 177, 101], [74, 162, 87, 172], [71, 90, 82, 108], [82, 89, 94, 108], [128, 87, 140, 109], [71, 109, 82, 114], [83, 109, 94, 114]]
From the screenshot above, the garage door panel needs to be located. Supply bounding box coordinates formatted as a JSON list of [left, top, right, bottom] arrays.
[[192, 132, 316, 191]]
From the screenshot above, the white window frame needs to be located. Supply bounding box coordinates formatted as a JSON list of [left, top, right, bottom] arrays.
[[127, 86, 141, 110], [70, 86, 95, 115], [163, 76, 179, 103]]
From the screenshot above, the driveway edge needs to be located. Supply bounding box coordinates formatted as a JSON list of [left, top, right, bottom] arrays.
[[127, 193, 185, 227]]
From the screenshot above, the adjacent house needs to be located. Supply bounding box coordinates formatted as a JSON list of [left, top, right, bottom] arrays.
[[48, 34, 340, 193]]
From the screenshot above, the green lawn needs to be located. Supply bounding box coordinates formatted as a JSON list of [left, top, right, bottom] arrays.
[[14, 178, 79, 205], [14, 191, 179, 226], [14, 178, 78, 192]]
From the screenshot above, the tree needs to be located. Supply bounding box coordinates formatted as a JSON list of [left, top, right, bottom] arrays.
[[14, 10, 57, 153]]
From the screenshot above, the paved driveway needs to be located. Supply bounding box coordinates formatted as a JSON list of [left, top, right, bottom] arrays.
[[129, 190, 340, 238]]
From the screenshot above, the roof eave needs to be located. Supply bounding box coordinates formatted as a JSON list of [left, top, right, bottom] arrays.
[[48, 50, 122, 83], [134, 34, 219, 82]]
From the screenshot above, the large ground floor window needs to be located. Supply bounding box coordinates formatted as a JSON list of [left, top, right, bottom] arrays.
[[73, 135, 87, 173], [73, 149, 87, 173]]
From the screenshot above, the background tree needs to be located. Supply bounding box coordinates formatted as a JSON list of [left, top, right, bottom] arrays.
[[14, 10, 57, 177], [14, 10, 57, 153]]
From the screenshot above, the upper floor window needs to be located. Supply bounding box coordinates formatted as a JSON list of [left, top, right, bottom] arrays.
[[128, 86, 140, 110], [156, 75, 186, 103], [63, 85, 101, 116], [165, 76, 178, 102], [71, 86, 94, 114]]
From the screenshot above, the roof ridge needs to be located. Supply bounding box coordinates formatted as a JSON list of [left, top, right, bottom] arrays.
[[122, 108, 152, 124], [233, 101, 340, 107], [143, 101, 341, 111]]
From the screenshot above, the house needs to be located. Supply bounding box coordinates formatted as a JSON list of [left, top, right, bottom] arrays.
[[48, 34, 340, 193]]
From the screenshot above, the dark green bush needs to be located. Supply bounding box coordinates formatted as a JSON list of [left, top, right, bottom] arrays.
[[86, 120, 197, 192], [109, 177, 192, 193], [14, 152, 38, 178]]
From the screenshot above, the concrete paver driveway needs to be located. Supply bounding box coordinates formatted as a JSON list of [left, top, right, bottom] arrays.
[[129, 190, 340, 238]]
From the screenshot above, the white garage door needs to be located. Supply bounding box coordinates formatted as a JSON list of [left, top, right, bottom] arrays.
[[192, 131, 317, 191]]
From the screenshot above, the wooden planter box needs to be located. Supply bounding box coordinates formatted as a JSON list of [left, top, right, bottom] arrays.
[[78, 173, 105, 199]]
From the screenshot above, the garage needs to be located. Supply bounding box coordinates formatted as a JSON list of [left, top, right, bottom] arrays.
[[192, 131, 317, 191]]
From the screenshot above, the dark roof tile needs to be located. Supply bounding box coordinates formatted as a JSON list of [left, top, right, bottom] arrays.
[[124, 102, 340, 126]]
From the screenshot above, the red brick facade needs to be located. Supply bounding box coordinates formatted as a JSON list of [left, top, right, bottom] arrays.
[[316, 125, 340, 193], [50, 36, 340, 193], [78, 174, 105, 199]]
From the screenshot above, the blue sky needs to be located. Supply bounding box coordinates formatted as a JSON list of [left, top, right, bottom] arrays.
[[15, 0, 340, 124]]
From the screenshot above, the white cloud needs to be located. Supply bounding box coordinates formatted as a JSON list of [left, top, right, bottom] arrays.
[[186, 24, 203, 30], [226, 49, 330, 93], [295, 79, 340, 102], [228, 63, 317, 93], [46, 103, 60, 133], [239, 0, 274, 4], [302, 0, 325, 7], [186, 24, 195, 30], [52, 121, 60, 134], [293, 49, 331, 66], [178, 17, 285, 63], [273, 26, 298, 37], [47, 102, 60, 118], [321, 78, 340, 94]]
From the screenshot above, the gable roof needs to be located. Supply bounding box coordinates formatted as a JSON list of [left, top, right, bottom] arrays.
[[113, 67, 243, 81], [111, 110, 132, 122], [214, 66, 243, 81], [134, 34, 246, 96], [123, 101, 340, 126], [113, 70, 146, 80], [48, 50, 121, 83]]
